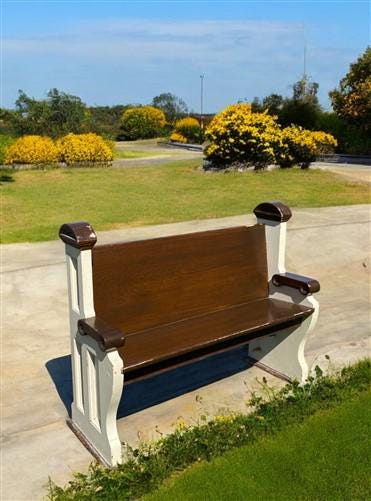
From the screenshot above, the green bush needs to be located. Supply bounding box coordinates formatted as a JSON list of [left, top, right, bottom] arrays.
[[317, 112, 371, 154], [0, 135, 15, 164], [120, 106, 166, 140]]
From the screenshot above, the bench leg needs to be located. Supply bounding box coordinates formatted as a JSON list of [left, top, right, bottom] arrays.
[[248, 296, 319, 383], [69, 333, 123, 466]]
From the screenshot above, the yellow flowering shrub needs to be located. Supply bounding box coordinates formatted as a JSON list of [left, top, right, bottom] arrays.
[[4, 135, 60, 164], [277, 127, 337, 168], [121, 106, 166, 140], [170, 132, 187, 143], [310, 130, 338, 154], [205, 103, 281, 169], [173, 117, 203, 143], [205, 103, 338, 170], [57, 133, 113, 164]]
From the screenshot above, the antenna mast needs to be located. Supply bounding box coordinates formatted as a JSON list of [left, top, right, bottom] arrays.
[[303, 24, 307, 94]]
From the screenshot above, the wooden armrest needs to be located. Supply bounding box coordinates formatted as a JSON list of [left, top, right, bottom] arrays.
[[77, 317, 126, 351], [272, 273, 320, 295]]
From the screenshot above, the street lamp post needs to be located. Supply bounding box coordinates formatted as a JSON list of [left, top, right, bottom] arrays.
[[200, 74, 204, 129]]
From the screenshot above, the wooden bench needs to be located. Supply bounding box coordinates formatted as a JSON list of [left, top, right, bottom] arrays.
[[59, 201, 320, 466]]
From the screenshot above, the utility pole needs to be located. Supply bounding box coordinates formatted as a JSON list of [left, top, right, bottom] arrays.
[[303, 23, 307, 95], [303, 43, 307, 94], [200, 74, 204, 129]]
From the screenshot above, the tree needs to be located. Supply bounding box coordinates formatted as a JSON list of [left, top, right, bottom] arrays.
[[251, 94, 284, 115], [329, 47, 371, 130], [292, 77, 319, 104], [0, 108, 16, 136], [12, 91, 50, 136], [46, 88, 89, 137], [251, 78, 321, 129], [151, 93, 188, 124], [279, 77, 321, 129], [89, 105, 129, 139], [279, 99, 320, 129], [11, 89, 89, 137]]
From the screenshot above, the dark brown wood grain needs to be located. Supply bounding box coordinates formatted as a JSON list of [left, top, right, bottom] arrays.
[[78, 317, 126, 351], [272, 273, 320, 295], [253, 201, 292, 222], [92, 225, 268, 334], [120, 298, 313, 381], [59, 222, 97, 250]]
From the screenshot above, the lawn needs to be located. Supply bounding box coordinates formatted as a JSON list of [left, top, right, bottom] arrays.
[[114, 149, 165, 159], [1, 160, 370, 243], [146, 391, 371, 501], [48, 360, 370, 501]]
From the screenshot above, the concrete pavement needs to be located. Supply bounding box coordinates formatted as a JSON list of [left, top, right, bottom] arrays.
[[312, 161, 371, 185], [1, 205, 371, 500]]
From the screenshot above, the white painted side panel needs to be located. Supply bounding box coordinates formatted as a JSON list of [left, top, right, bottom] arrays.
[[251, 217, 320, 382], [63, 243, 124, 466]]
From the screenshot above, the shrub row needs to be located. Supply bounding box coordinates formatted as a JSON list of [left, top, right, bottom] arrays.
[[4, 133, 114, 165], [205, 103, 337, 170]]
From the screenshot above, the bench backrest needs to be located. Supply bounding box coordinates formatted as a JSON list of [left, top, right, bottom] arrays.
[[92, 224, 268, 334]]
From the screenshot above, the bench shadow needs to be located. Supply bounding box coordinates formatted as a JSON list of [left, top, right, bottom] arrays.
[[45, 346, 252, 420]]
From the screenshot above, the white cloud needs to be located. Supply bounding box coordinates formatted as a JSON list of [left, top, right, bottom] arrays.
[[4, 18, 305, 66], [3, 17, 361, 109]]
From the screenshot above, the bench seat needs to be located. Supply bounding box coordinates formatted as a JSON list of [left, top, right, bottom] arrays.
[[119, 298, 314, 382]]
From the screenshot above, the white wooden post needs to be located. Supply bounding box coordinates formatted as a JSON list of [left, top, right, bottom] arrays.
[[60, 222, 123, 466], [248, 202, 320, 382]]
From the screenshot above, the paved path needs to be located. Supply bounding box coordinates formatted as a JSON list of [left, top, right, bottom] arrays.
[[1, 205, 370, 500], [113, 140, 202, 167], [312, 161, 371, 185], [113, 143, 371, 181]]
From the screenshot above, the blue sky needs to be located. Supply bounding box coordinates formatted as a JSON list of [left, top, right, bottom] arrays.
[[2, 0, 370, 112]]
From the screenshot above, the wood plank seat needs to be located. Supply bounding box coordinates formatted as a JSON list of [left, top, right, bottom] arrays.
[[120, 298, 314, 382], [59, 201, 320, 466]]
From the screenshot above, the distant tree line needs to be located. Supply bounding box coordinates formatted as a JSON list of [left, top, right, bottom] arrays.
[[250, 47, 371, 154], [0, 90, 191, 140], [0, 47, 369, 153]]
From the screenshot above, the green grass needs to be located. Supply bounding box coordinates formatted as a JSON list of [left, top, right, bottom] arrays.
[[0, 134, 15, 164], [114, 149, 164, 159], [1, 160, 370, 243], [47, 360, 370, 501], [146, 392, 371, 501]]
